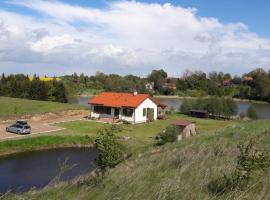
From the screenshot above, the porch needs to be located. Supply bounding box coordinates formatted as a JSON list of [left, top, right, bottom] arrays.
[[90, 105, 135, 123]]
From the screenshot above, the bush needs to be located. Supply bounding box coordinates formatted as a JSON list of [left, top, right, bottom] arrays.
[[156, 125, 179, 145], [246, 105, 258, 120], [208, 138, 270, 195], [180, 99, 193, 114], [95, 125, 125, 172]]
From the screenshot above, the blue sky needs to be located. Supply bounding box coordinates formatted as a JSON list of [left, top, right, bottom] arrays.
[[0, 0, 270, 76]]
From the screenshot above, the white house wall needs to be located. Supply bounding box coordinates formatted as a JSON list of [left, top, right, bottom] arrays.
[[135, 98, 158, 123], [119, 109, 135, 123]]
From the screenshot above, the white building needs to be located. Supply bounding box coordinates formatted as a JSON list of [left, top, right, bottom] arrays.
[[88, 92, 166, 124]]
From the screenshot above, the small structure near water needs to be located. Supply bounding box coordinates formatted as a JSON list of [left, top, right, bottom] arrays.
[[190, 109, 209, 118], [171, 120, 197, 140]]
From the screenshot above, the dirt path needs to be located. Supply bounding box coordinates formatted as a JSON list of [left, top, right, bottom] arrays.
[[0, 110, 89, 141]]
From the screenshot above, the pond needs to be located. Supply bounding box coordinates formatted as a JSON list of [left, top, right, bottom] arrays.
[[79, 96, 270, 119], [0, 147, 98, 193]]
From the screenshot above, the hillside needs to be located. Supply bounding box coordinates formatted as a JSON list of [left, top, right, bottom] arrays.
[[7, 119, 270, 200], [0, 97, 85, 120]]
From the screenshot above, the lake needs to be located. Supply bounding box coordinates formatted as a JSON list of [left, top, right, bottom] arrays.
[[79, 96, 270, 119], [0, 147, 98, 193]]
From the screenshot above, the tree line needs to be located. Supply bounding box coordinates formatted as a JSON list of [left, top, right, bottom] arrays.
[[0, 74, 67, 103], [63, 68, 270, 103], [180, 97, 238, 119]]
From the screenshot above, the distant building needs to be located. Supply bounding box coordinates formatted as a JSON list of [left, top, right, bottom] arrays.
[[162, 83, 176, 90], [222, 79, 231, 86], [145, 82, 155, 90], [243, 76, 253, 81], [190, 110, 209, 118], [171, 120, 197, 140]]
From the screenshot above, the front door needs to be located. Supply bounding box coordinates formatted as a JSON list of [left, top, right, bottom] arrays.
[[114, 108, 119, 117], [147, 108, 154, 121]]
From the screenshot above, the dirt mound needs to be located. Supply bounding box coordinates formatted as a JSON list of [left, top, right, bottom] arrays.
[[29, 110, 89, 122]]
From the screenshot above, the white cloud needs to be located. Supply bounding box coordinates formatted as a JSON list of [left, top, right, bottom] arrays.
[[0, 0, 270, 76]]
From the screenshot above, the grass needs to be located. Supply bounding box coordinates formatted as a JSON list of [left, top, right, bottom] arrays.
[[0, 113, 233, 157], [0, 135, 93, 157], [1, 113, 270, 200], [49, 113, 236, 153], [7, 119, 269, 200], [0, 97, 86, 120]]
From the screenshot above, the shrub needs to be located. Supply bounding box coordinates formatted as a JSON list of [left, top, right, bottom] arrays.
[[156, 125, 179, 145], [246, 105, 258, 120], [180, 99, 193, 114], [208, 138, 270, 195], [95, 125, 125, 172]]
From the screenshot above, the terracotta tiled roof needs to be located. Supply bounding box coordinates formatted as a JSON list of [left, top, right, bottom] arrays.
[[88, 92, 153, 108], [171, 120, 193, 127]]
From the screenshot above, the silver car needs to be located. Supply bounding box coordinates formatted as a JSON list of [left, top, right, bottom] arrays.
[[6, 124, 31, 134]]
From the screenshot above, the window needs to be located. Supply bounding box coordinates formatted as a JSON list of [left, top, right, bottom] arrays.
[[94, 106, 103, 113], [93, 106, 111, 114], [123, 108, 134, 117], [104, 107, 111, 115], [143, 108, 147, 117]]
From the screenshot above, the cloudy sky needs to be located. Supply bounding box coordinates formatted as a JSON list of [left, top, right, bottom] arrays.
[[1, 0, 270, 76]]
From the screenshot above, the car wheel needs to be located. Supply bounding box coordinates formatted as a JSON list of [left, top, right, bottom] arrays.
[[17, 130, 21, 135], [6, 128, 9, 132]]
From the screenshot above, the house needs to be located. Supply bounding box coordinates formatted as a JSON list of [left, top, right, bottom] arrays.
[[88, 92, 166, 124], [243, 76, 253, 82], [190, 110, 209, 118], [162, 83, 177, 90], [222, 79, 231, 86], [145, 82, 155, 90], [171, 120, 197, 140]]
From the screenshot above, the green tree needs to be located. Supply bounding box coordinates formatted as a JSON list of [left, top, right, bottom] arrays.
[[180, 99, 193, 114], [148, 69, 167, 92], [95, 126, 125, 172]]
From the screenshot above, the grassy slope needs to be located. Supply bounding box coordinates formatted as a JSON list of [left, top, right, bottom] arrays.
[[0, 97, 85, 119], [10, 119, 270, 200]]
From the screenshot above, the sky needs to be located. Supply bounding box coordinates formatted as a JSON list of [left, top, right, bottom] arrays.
[[0, 0, 270, 77]]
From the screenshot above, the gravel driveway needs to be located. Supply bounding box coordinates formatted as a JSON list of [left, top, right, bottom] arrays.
[[0, 115, 84, 141]]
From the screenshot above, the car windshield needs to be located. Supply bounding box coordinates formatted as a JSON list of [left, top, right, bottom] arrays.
[[17, 121, 27, 125]]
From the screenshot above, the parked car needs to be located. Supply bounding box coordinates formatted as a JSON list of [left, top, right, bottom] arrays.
[[6, 124, 31, 135]]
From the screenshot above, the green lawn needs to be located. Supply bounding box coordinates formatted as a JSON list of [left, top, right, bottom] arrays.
[[9, 119, 270, 200], [51, 113, 236, 153], [0, 97, 86, 119]]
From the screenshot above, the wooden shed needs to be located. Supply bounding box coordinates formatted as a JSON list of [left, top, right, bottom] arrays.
[[171, 120, 197, 140]]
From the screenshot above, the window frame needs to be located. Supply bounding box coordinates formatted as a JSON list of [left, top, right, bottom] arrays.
[[122, 108, 134, 117], [143, 108, 147, 117]]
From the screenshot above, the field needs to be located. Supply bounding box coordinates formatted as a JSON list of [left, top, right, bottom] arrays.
[[1, 110, 270, 200], [0, 97, 85, 120]]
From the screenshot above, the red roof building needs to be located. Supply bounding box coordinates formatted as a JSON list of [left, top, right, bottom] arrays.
[[88, 92, 166, 124]]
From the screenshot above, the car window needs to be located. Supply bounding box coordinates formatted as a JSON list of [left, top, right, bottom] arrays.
[[17, 121, 27, 125], [16, 125, 23, 128], [24, 126, 30, 129]]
